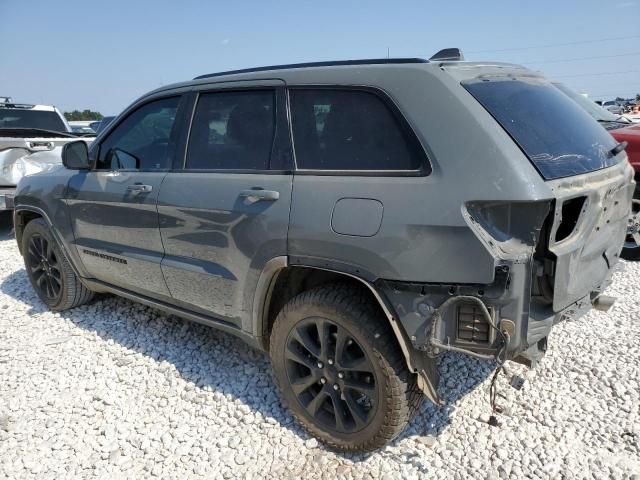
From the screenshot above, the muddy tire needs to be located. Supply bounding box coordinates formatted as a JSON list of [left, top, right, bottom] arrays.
[[22, 218, 94, 311], [270, 283, 423, 452]]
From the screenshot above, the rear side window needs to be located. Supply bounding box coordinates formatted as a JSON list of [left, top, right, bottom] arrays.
[[289, 89, 425, 171], [463, 77, 620, 180], [186, 90, 275, 170]]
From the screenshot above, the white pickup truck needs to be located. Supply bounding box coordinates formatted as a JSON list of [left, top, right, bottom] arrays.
[[0, 98, 94, 210]]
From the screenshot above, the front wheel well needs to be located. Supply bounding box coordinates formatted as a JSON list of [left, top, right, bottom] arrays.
[[14, 210, 43, 254]]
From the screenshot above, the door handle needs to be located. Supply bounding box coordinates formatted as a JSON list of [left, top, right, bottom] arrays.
[[239, 189, 279, 201], [127, 184, 153, 194]]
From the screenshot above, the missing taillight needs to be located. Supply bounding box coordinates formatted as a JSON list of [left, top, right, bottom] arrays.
[[456, 303, 493, 345], [555, 196, 586, 242]]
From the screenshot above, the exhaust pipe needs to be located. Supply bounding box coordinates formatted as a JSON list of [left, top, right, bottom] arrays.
[[592, 295, 616, 312]]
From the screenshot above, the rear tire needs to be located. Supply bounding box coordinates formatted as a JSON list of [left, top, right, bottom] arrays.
[[22, 218, 94, 311], [270, 283, 423, 452]]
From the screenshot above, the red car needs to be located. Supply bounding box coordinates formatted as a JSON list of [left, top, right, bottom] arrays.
[[555, 83, 640, 260], [612, 122, 640, 174]]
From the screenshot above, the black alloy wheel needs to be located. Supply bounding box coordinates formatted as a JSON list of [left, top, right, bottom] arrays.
[[26, 233, 62, 301], [270, 284, 423, 452], [21, 218, 94, 311], [285, 317, 378, 434]]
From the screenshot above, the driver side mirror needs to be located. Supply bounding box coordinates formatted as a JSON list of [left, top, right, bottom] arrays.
[[62, 141, 91, 170]]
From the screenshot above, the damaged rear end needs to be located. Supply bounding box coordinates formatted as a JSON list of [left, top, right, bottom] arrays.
[[459, 160, 632, 368], [377, 67, 633, 402]]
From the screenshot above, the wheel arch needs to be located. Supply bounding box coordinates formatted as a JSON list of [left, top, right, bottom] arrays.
[[13, 207, 49, 255], [253, 259, 415, 372], [13, 205, 88, 280]]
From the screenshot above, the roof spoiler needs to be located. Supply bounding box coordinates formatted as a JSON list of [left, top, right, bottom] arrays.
[[429, 48, 464, 62]]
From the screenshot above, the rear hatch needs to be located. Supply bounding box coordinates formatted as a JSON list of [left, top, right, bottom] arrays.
[[462, 73, 633, 311], [545, 162, 632, 311]]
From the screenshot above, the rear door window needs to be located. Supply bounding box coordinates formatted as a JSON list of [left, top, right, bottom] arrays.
[[289, 89, 427, 172], [185, 90, 275, 170], [463, 77, 620, 180]]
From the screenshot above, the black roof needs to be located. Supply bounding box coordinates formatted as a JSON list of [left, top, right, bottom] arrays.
[[194, 58, 429, 80]]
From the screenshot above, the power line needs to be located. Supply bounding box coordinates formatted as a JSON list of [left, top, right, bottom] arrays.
[[468, 35, 640, 54], [525, 51, 640, 65], [553, 70, 640, 79]]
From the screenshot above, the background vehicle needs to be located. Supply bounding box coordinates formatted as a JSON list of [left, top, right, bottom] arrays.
[[602, 100, 624, 115], [0, 99, 96, 210], [88, 120, 102, 132], [12, 53, 632, 451], [93, 116, 115, 135], [70, 125, 96, 135], [554, 83, 640, 260]]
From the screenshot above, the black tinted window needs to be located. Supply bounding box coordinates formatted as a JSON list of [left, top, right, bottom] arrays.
[[290, 89, 424, 171], [0, 108, 67, 132], [186, 91, 275, 170], [96, 96, 180, 170], [463, 77, 620, 180]]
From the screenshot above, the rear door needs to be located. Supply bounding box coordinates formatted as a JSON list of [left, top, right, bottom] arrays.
[[157, 81, 293, 329], [66, 95, 186, 298]]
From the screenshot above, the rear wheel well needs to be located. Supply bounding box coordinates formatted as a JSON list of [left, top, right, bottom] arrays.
[[14, 210, 43, 254], [263, 267, 388, 348]]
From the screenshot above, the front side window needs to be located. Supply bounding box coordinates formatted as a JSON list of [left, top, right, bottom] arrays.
[[185, 90, 275, 170], [96, 96, 180, 170], [289, 89, 425, 171], [463, 77, 620, 180]]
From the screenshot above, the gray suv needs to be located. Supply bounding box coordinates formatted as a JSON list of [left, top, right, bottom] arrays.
[[13, 51, 633, 451]]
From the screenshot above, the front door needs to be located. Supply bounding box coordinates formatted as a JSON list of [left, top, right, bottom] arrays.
[[157, 84, 293, 329], [66, 95, 184, 298]]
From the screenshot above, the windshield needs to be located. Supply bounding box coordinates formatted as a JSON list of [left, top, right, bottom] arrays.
[[0, 108, 68, 132], [553, 83, 622, 123], [463, 76, 621, 180]]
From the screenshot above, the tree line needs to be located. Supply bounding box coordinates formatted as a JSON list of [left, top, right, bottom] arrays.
[[64, 110, 103, 121]]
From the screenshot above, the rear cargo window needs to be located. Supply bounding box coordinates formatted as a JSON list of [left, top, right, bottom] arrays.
[[0, 108, 66, 132], [462, 77, 621, 180]]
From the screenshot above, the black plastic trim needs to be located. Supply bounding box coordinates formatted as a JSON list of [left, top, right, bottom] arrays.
[[81, 278, 263, 350], [194, 58, 429, 80]]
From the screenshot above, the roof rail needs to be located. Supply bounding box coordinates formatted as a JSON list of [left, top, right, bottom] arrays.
[[0, 103, 35, 109], [429, 48, 464, 62], [194, 58, 428, 80]]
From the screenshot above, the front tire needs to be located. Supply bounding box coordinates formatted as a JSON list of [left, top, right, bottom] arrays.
[[22, 218, 94, 311], [270, 284, 423, 452]]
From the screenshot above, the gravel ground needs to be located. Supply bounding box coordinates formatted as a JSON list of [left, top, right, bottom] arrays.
[[0, 212, 639, 479]]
